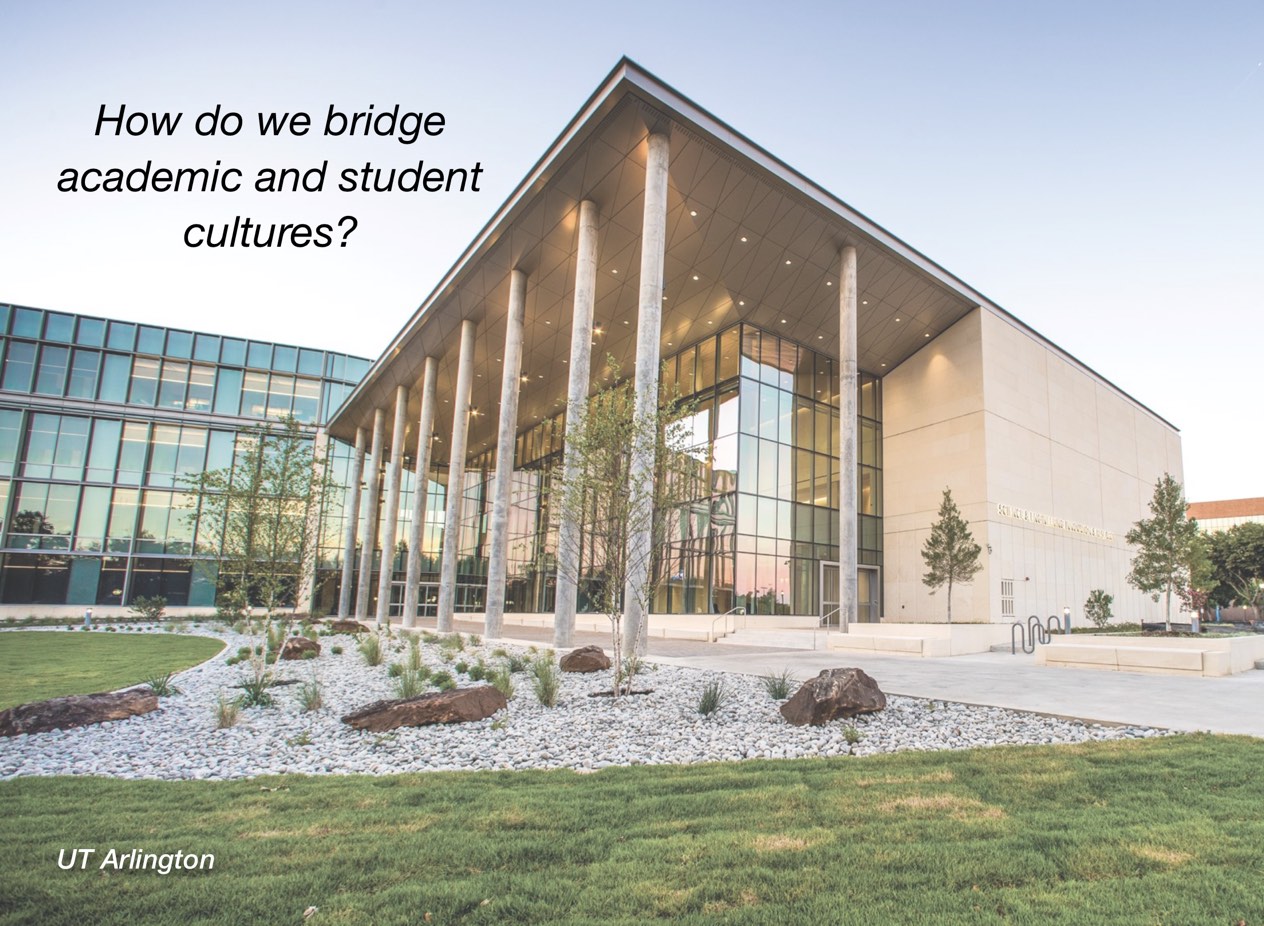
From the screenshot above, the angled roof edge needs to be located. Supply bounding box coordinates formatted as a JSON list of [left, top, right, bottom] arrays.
[[329, 56, 1178, 435]]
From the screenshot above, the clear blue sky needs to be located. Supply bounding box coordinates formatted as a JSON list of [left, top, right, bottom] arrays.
[[1, 0, 1260, 501]]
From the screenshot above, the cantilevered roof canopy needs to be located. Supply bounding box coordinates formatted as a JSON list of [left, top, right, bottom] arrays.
[[326, 57, 1160, 455]]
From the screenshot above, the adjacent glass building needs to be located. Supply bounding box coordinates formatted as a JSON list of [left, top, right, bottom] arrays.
[[0, 302, 369, 607]]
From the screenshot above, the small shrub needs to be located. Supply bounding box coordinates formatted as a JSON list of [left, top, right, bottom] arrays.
[[843, 724, 862, 745], [236, 646, 252, 658], [761, 668, 795, 700], [387, 661, 406, 678], [331, 644, 344, 655], [301, 649, 317, 660], [1085, 589, 1114, 629], [468, 634, 482, 647], [467, 660, 488, 682], [616, 654, 642, 693], [287, 731, 314, 747], [490, 716, 508, 732], [214, 693, 240, 729], [215, 588, 250, 622], [454, 660, 470, 675], [439, 634, 465, 653], [421, 631, 440, 644], [407, 638, 423, 671], [359, 634, 383, 666], [303, 625, 320, 642], [492, 647, 509, 658], [489, 667, 515, 699], [130, 595, 167, 622], [530, 659, 560, 708], [393, 670, 426, 699], [430, 670, 455, 692], [296, 680, 323, 712], [697, 679, 728, 717], [145, 672, 181, 697], [504, 654, 528, 674]]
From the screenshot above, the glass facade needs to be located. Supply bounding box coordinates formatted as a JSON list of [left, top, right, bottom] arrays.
[[337, 323, 881, 622], [0, 304, 369, 607]]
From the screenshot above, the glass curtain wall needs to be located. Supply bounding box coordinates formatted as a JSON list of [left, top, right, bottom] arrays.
[[0, 303, 368, 607]]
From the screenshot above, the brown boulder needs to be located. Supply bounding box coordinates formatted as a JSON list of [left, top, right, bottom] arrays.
[[560, 645, 611, 673], [341, 685, 507, 732], [278, 636, 321, 660], [328, 620, 371, 634], [0, 688, 159, 737], [779, 667, 886, 727]]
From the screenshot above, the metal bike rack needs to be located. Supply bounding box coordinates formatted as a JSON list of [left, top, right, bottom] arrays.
[[1011, 614, 1064, 654]]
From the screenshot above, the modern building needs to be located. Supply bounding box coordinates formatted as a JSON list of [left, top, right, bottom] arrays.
[[1187, 498, 1264, 534], [0, 302, 369, 610], [2, 60, 1184, 636], [325, 58, 1184, 643]]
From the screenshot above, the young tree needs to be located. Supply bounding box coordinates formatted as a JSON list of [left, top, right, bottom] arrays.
[[549, 358, 701, 697], [1125, 473, 1202, 632], [921, 487, 983, 623], [183, 415, 339, 616], [1083, 589, 1114, 629]]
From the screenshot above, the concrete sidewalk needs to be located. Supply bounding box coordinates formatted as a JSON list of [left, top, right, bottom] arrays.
[[652, 647, 1264, 738], [404, 615, 1264, 738]]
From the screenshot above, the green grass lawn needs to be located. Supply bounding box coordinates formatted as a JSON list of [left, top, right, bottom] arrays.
[[0, 631, 224, 708], [2, 735, 1262, 925]]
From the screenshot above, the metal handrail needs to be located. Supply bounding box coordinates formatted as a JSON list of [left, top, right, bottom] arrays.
[[708, 607, 747, 642], [820, 606, 841, 629]]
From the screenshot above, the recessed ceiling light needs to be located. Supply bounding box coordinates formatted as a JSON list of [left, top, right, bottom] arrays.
[[689, 210, 697, 217], [817, 335, 824, 340], [707, 320, 713, 325], [780, 318, 787, 324], [924, 333, 931, 338], [740, 236, 748, 243], [826, 281, 832, 286], [692, 275, 699, 281], [544, 320, 551, 325], [738, 300, 745, 306], [784, 259, 792, 265], [611, 269, 618, 274], [894, 317, 901, 323], [623, 320, 630, 325], [862, 300, 868, 305], [667, 342, 672, 347], [881, 362, 887, 367]]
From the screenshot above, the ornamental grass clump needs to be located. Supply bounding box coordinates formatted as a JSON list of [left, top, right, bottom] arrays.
[[761, 668, 795, 701], [697, 679, 728, 717], [296, 679, 323, 712], [392, 670, 427, 699], [359, 634, 383, 667], [214, 693, 240, 729], [530, 658, 560, 708], [489, 666, 515, 700], [145, 672, 181, 697], [406, 637, 423, 671]]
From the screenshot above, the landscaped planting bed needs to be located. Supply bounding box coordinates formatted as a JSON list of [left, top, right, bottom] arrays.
[[0, 625, 1168, 781]]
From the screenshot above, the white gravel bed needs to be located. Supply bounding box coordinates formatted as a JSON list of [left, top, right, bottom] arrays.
[[0, 626, 1170, 780]]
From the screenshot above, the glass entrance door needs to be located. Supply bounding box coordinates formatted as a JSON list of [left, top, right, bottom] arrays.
[[819, 561, 840, 627], [858, 566, 880, 623]]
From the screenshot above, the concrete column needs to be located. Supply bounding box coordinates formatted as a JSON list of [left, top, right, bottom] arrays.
[[554, 199, 599, 648], [402, 356, 438, 628], [336, 426, 366, 618], [839, 244, 859, 629], [484, 270, 528, 639], [623, 131, 670, 656], [374, 384, 409, 626], [294, 428, 329, 615], [355, 407, 385, 619], [437, 318, 477, 632]]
